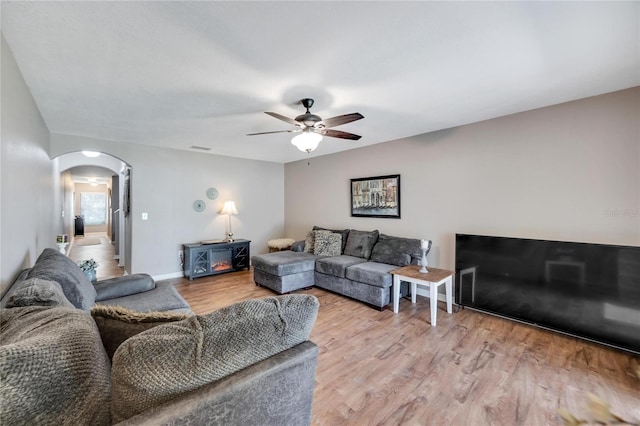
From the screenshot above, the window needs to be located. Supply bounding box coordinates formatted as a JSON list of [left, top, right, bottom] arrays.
[[80, 192, 106, 225]]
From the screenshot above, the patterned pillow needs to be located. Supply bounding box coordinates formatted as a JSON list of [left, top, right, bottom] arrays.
[[303, 231, 315, 253], [110, 294, 319, 422], [91, 305, 190, 360], [313, 230, 342, 256], [313, 226, 350, 253]]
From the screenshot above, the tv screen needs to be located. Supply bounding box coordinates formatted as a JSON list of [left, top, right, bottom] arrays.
[[455, 234, 640, 354]]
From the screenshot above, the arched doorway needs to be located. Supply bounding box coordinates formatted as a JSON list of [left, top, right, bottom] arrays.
[[55, 151, 132, 276]]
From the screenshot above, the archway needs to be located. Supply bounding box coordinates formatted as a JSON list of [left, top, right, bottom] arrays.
[[55, 151, 132, 274]]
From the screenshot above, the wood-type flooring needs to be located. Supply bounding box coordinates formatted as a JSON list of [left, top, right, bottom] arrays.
[[67, 233, 124, 281], [170, 270, 640, 426]]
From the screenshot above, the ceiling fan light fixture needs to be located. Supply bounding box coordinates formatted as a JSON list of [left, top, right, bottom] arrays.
[[82, 150, 101, 158], [291, 131, 322, 153]]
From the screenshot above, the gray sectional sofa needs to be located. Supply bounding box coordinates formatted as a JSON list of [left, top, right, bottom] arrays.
[[1, 248, 319, 425], [252, 227, 431, 309]]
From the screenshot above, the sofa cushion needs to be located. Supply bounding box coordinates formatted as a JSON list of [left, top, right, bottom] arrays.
[[252, 251, 319, 276], [370, 234, 424, 266], [95, 281, 190, 313], [26, 248, 97, 311], [345, 262, 397, 288], [313, 226, 350, 253], [5, 278, 74, 309], [91, 305, 190, 360], [315, 255, 367, 278], [313, 230, 342, 256], [0, 306, 112, 425], [94, 273, 156, 302], [111, 294, 319, 422], [344, 229, 379, 259]]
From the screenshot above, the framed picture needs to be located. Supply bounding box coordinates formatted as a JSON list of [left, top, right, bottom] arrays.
[[350, 174, 400, 218], [123, 167, 131, 217]]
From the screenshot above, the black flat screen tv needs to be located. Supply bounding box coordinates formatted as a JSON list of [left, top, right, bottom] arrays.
[[455, 234, 640, 354]]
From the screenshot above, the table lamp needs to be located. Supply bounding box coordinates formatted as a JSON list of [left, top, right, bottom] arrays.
[[221, 200, 238, 242]]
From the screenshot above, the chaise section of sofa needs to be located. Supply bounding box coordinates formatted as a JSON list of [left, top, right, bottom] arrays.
[[252, 250, 323, 294]]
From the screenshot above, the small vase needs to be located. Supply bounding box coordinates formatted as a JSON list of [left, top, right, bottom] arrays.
[[84, 269, 97, 283], [420, 249, 429, 273]]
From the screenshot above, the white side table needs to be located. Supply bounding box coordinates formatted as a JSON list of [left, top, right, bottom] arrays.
[[390, 265, 454, 326]]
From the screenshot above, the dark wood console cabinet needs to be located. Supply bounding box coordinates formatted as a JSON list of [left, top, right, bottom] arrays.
[[183, 239, 250, 280]]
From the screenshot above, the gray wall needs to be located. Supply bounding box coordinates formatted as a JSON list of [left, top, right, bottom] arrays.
[[285, 88, 640, 270], [50, 134, 285, 278], [0, 35, 60, 295]]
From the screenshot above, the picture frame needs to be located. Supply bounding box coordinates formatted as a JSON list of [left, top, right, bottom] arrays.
[[123, 167, 131, 217], [350, 174, 400, 218]]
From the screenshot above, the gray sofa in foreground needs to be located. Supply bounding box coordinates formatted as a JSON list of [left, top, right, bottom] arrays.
[[0, 248, 319, 425], [252, 227, 431, 309]]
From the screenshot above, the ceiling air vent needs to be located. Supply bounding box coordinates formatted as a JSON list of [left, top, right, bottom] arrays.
[[190, 145, 211, 151]]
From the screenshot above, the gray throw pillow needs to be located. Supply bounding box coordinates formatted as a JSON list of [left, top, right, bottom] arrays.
[[5, 278, 74, 309], [111, 294, 319, 422], [344, 229, 380, 259], [27, 248, 97, 311], [0, 306, 112, 425], [370, 234, 424, 266]]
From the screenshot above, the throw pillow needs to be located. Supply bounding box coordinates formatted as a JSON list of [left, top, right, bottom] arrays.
[[5, 278, 75, 309], [344, 229, 380, 259], [313, 230, 342, 256], [111, 294, 319, 422], [303, 230, 315, 253], [0, 306, 111, 425], [370, 234, 423, 266], [313, 226, 350, 253], [27, 248, 97, 311], [91, 305, 190, 360]]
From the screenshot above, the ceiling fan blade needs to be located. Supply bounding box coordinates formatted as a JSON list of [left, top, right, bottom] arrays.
[[246, 129, 300, 136], [264, 111, 300, 126], [321, 129, 362, 140], [319, 112, 364, 128]]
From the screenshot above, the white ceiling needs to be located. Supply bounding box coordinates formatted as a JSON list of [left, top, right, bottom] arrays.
[[2, 1, 638, 164], [67, 165, 115, 185]]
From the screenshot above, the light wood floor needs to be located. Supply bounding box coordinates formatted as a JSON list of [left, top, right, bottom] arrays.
[[170, 271, 640, 426], [70, 240, 639, 425], [67, 233, 124, 280]]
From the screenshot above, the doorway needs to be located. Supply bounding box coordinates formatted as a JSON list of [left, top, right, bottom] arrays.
[[55, 151, 131, 275]]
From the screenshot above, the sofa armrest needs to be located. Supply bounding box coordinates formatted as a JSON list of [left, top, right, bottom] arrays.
[[116, 341, 318, 426], [291, 240, 306, 252], [94, 274, 155, 302]]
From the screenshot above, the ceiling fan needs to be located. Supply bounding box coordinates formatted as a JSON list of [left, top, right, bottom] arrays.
[[247, 98, 364, 153]]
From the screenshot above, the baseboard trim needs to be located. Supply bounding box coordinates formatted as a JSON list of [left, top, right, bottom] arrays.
[[152, 271, 184, 281], [414, 287, 448, 303]]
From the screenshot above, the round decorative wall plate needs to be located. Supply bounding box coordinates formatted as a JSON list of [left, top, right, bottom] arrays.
[[206, 187, 218, 200], [193, 200, 206, 212]]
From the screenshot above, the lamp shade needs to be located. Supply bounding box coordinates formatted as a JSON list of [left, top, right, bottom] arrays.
[[221, 200, 238, 215], [291, 131, 322, 153]]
